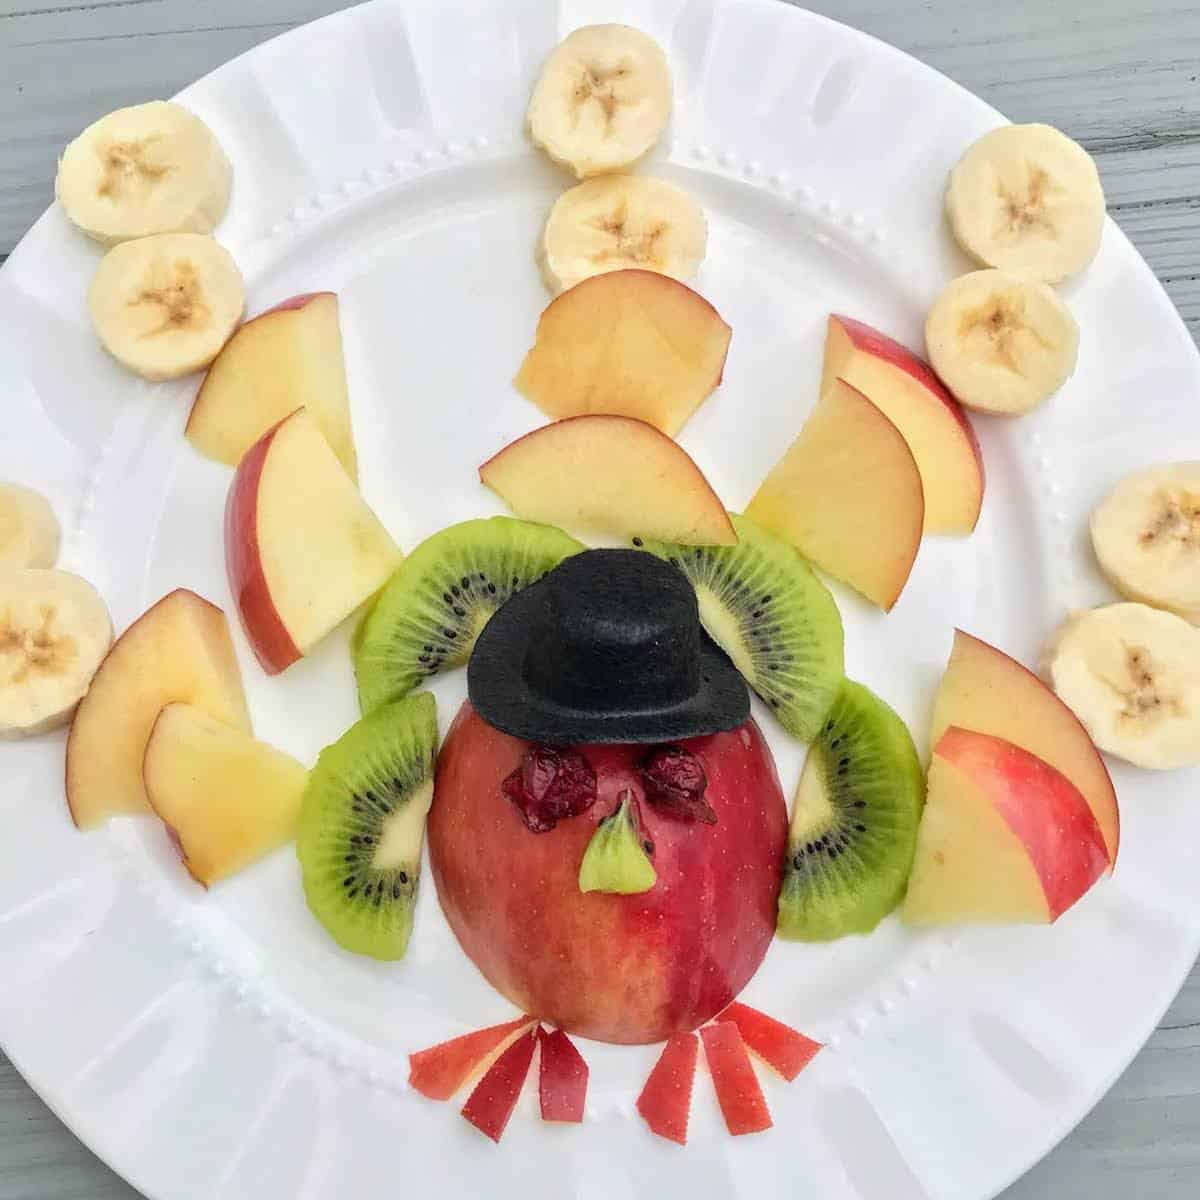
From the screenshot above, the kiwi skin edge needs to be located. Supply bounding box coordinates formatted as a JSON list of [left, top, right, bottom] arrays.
[[777, 680, 925, 942]]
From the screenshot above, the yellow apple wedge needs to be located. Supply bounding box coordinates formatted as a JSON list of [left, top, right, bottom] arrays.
[[514, 269, 732, 437], [143, 704, 308, 887], [746, 379, 924, 609], [903, 727, 1109, 925], [187, 292, 357, 477], [225, 408, 402, 675], [479, 415, 736, 546], [823, 315, 984, 535], [66, 589, 251, 830], [931, 629, 1119, 863]]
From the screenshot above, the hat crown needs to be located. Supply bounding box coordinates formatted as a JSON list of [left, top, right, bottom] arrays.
[[524, 550, 700, 714]]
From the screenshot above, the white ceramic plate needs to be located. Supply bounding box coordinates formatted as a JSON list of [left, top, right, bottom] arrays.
[[2, 1, 1198, 1197]]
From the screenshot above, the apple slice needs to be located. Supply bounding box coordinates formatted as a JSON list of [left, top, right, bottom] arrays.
[[226, 408, 402, 674], [187, 293, 357, 477], [932, 629, 1119, 864], [746, 378, 924, 609], [823, 315, 984, 535], [409, 1016, 535, 1101], [66, 589, 250, 830], [636, 1032, 699, 1146], [537, 1027, 588, 1123], [903, 727, 1110, 926], [514, 268, 732, 437], [142, 703, 307, 886], [719, 1002, 822, 1082], [461, 1025, 538, 1143], [700, 1022, 772, 1136], [480, 414, 736, 546]]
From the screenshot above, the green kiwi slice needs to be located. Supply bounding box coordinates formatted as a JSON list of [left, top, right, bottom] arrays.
[[777, 680, 924, 941], [634, 513, 844, 740], [297, 692, 438, 960], [355, 517, 583, 713]]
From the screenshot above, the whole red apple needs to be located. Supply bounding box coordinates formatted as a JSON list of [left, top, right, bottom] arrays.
[[429, 703, 788, 1045]]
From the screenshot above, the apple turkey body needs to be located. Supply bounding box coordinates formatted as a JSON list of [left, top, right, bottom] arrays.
[[430, 704, 788, 1045]]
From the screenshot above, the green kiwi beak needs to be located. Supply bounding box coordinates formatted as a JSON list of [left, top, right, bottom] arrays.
[[578, 790, 657, 895]]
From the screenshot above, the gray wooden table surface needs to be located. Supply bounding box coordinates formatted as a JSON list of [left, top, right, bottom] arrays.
[[1, 1, 1198, 1197]]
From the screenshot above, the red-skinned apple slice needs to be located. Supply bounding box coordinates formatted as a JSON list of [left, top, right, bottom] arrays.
[[824, 315, 984, 534], [187, 292, 357, 477], [719, 1002, 822, 1082], [932, 629, 1119, 864], [514, 268, 732, 437], [225, 408, 402, 674], [461, 1025, 538, 1143], [66, 589, 250, 830], [746, 378, 924, 609], [636, 1032, 699, 1145], [537, 1028, 588, 1123], [480, 414, 737, 546], [700, 1022, 772, 1136], [904, 726, 1110, 925], [409, 1016, 535, 1101]]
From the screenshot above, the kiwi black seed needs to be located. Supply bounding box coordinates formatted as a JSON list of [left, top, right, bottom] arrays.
[[634, 512, 845, 740], [297, 691, 438, 960], [777, 680, 924, 941], [355, 517, 583, 713]]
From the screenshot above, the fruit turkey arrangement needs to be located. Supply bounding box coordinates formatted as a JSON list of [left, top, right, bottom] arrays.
[[6, 20, 1200, 1148]]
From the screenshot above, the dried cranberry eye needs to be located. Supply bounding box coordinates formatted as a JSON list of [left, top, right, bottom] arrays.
[[503, 745, 597, 833], [640, 746, 717, 825]]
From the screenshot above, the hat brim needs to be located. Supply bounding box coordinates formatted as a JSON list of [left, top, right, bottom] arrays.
[[467, 580, 751, 745]]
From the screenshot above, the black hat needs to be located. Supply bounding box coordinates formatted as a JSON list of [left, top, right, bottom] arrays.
[[468, 549, 749, 745]]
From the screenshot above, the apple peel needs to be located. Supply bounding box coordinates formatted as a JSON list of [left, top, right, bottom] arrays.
[[700, 1022, 773, 1136], [409, 1015, 534, 1101], [636, 1032, 699, 1145], [719, 1002, 822, 1082], [537, 1027, 589, 1123], [461, 1024, 539, 1143]]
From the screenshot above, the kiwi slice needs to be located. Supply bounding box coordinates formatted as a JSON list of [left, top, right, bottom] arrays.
[[578, 791, 657, 895], [297, 691, 438, 960], [777, 680, 924, 941], [355, 517, 583, 713], [634, 513, 844, 740]]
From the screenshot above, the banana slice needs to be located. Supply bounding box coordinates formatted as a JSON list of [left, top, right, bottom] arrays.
[[56, 101, 231, 246], [0, 485, 60, 570], [1091, 463, 1200, 625], [88, 233, 244, 381], [1046, 603, 1200, 769], [946, 123, 1105, 283], [538, 175, 706, 293], [0, 570, 113, 738], [924, 268, 1079, 415], [528, 25, 672, 178]]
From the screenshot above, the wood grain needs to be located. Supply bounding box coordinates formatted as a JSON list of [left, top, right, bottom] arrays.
[[1, 2, 1197, 1199]]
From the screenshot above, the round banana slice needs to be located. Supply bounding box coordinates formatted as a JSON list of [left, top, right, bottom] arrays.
[[56, 101, 232, 245], [1046, 603, 1200, 770], [925, 268, 1079, 415], [539, 175, 706, 293], [88, 233, 245, 381], [1091, 463, 1200, 625], [528, 25, 672, 178], [0, 485, 60, 570], [946, 123, 1105, 283], [0, 569, 113, 738]]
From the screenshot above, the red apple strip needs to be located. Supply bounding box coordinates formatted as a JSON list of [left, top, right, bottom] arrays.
[[537, 1027, 588, 1123], [461, 1025, 539, 1142], [636, 1032, 699, 1145], [719, 1002, 822, 1082], [409, 1016, 534, 1101], [700, 1022, 772, 1136]]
